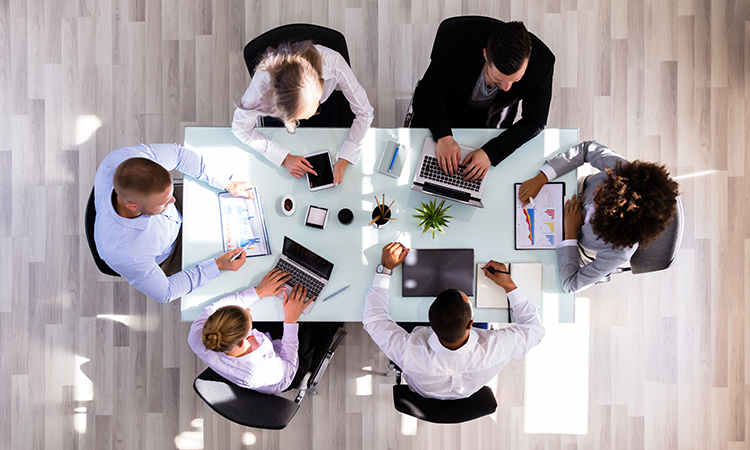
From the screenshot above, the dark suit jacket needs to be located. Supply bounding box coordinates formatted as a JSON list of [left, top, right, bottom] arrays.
[[412, 19, 555, 166]]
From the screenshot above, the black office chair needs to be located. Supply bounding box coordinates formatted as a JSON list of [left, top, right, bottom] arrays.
[[84, 187, 120, 277], [386, 362, 498, 424], [242, 23, 354, 128], [628, 195, 684, 274], [404, 16, 502, 127], [193, 330, 347, 430]]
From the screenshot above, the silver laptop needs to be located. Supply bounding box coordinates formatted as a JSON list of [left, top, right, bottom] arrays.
[[411, 137, 489, 208], [273, 236, 334, 307]]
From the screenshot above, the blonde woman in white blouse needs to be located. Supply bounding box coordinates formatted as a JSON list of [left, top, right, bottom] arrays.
[[232, 40, 374, 186]]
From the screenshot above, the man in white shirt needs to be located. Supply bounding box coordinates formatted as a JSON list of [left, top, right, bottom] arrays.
[[94, 143, 252, 303], [363, 242, 545, 400]]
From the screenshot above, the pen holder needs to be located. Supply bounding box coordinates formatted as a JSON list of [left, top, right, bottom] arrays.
[[371, 206, 391, 229]]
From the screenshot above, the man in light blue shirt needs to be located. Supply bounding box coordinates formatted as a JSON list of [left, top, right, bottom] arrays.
[[94, 143, 253, 303]]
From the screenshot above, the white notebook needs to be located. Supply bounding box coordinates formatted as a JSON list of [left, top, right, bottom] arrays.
[[475, 263, 542, 311]]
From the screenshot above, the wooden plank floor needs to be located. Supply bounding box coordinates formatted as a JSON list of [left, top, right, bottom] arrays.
[[1, 0, 748, 448]]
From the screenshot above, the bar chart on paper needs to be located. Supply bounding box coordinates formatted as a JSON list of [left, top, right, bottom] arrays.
[[514, 183, 565, 249]]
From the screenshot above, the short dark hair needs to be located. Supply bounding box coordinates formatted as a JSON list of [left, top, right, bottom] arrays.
[[429, 289, 473, 343], [591, 160, 680, 249], [113, 157, 172, 200], [486, 21, 532, 75]]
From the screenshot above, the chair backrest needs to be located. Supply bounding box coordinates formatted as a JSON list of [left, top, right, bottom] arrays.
[[392, 385, 498, 424], [193, 368, 301, 430], [84, 187, 120, 277], [430, 16, 501, 61], [243, 23, 351, 76], [630, 196, 684, 275]]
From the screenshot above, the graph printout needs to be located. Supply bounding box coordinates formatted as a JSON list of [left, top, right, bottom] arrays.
[[218, 188, 271, 258], [514, 182, 565, 250]]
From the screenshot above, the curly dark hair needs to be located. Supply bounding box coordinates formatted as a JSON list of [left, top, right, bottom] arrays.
[[590, 160, 680, 249]]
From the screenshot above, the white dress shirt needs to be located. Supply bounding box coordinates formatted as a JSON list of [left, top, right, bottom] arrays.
[[232, 45, 374, 167], [187, 287, 300, 394], [363, 274, 545, 400], [94, 143, 231, 303]]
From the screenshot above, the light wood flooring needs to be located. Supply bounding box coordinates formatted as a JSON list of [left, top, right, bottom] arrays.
[[1, 0, 748, 448]]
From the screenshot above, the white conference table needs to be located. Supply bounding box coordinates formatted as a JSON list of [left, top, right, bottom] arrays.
[[181, 127, 579, 323]]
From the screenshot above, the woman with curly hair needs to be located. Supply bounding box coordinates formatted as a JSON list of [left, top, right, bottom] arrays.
[[519, 141, 680, 293], [232, 40, 374, 186]]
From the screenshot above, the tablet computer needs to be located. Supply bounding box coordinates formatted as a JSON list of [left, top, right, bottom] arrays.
[[305, 150, 335, 191]]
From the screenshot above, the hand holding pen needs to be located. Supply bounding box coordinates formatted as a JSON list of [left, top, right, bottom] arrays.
[[482, 261, 517, 292]]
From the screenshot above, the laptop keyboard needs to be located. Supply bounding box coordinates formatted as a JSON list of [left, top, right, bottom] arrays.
[[274, 259, 325, 299], [420, 155, 482, 192]]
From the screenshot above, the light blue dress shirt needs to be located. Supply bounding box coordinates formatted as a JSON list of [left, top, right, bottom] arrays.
[[93, 143, 231, 303]]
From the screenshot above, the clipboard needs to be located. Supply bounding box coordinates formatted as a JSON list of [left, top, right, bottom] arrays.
[[514, 182, 565, 250], [218, 187, 271, 258], [376, 141, 410, 178]]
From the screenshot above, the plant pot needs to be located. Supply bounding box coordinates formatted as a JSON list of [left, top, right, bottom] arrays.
[[371, 206, 392, 229]]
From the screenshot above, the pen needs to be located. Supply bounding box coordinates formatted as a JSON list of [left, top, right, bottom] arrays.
[[528, 196, 537, 209], [485, 265, 510, 275], [229, 243, 251, 262], [388, 146, 400, 172], [322, 285, 350, 302]]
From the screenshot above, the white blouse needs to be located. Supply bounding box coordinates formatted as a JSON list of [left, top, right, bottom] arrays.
[[232, 45, 374, 167]]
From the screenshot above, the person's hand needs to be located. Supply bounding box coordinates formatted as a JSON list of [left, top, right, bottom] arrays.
[[255, 269, 291, 299], [283, 284, 313, 324], [225, 180, 254, 199], [518, 172, 549, 206], [381, 242, 410, 270], [482, 261, 517, 292], [564, 194, 584, 240], [436, 136, 461, 176], [215, 248, 246, 271], [282, 154, 317, 178], [333, 159, 349, 185], [461, 149, 491, 181]]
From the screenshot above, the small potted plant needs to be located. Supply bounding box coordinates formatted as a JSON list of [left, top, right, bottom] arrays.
[[413, 198, 453, 239]]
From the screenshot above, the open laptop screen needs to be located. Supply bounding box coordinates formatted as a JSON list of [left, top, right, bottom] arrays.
[[281, 236, 334, 279], [401, 249, 475, 297]]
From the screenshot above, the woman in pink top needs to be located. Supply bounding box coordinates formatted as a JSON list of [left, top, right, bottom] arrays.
[[188, 269, 312, 394]]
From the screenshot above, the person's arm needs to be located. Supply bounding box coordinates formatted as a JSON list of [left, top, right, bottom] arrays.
[[231, 78, 293, 167], [325, 49, 374, 165], [362, 243, 411, 369], [144, 143, 231, 191], [123, 257, 221, 303], [120, 247, 247, 303], [495, 288, 545, 360], [545, 140, 629, 181], [481, 62, 554, 166], [482, 261, 544, 358], [362, 275, 411, 369], [275, 284, 312, 386], [481, 261, 544, 359], [518, 140, 629, 204], [557, 242, 635, 294], [412, 57, 455, 142]]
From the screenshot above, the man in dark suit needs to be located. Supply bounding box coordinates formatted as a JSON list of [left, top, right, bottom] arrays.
[[412, 19, 555, 181]]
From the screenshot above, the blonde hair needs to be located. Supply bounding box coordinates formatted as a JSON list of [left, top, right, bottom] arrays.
[[201, 305, 250, 353], [257, 41, 324, 133]]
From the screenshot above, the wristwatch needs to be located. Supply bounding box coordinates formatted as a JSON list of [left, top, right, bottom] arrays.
[[376, 264, 393, 276]]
